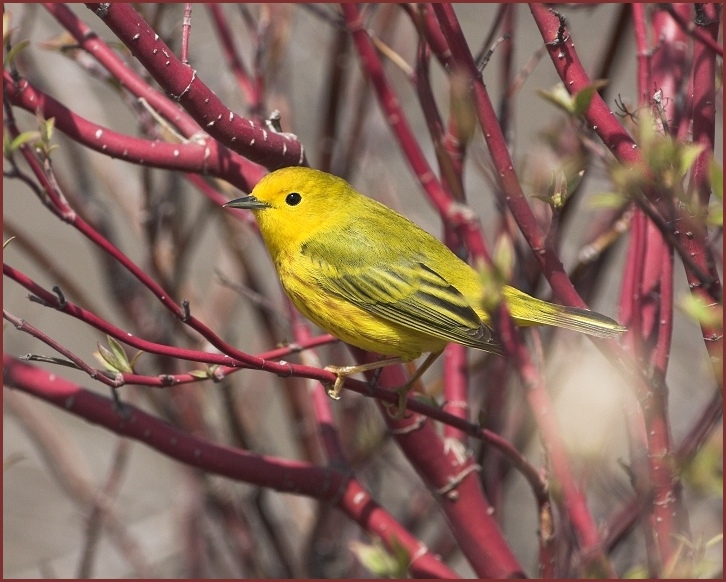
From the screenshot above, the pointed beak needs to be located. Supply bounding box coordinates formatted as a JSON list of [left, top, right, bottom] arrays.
[[223, 195, 270, 210]]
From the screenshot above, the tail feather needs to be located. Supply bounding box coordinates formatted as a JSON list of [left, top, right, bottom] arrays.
[[502, 286, 627, 338]]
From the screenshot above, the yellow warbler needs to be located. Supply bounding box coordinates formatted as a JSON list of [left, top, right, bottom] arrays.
[[225, 167, 625, 405]]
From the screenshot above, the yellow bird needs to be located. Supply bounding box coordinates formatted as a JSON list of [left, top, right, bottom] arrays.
[[225, 167, 625, 410]]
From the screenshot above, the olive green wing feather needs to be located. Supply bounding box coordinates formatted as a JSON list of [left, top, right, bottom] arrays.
[[299, 232, 500, 353]]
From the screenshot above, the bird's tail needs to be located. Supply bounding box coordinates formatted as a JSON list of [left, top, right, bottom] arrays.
[[502, 286, 627, 338]]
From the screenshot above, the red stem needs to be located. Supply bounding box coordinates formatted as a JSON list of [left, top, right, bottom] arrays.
[[651, 5, 691, 134], [432, 5, 615, 574], [84, 3, 306, 170], [3, 72, 264, 193], [632, 4, 651, 102], [663, 2, 724, 56], [3, 310, 120, 388], [492, 302, 615, 576], [287, 308, 348, 468], [363, 358, 525, 578], [44, 3, 201, 138], [3, 355, 458, 579], [340, 4, 491, 264], [442, 344, 469, 441], [410, 31, 472, 438], [2, 261, 553, 490], [683, 2, 724, 377]]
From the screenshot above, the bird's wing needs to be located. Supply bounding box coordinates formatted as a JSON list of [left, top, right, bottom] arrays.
[[299, 236, 499, 352]]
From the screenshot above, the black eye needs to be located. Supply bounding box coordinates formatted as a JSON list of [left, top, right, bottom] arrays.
[[286, 192, 302, 206]]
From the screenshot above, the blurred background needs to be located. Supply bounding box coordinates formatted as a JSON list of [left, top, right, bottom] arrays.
[[4, 3, 722, 578]]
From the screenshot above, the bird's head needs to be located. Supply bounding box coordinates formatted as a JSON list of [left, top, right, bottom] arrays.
[[225, 167, 356, 257]]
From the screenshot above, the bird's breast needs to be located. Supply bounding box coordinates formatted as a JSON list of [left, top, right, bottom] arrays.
[[273, 251, 442, 360]]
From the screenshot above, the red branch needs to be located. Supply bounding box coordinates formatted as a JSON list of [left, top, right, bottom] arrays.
[[2, 355, 458, 579], [85, 3, 306, 171], [3, 71, 262, 193], [358, 356, 525, 578], [528, 4, 722, 363], [181, 3, 192, 65], [682, 2, 724, 376], [431, 6, 615, 573], [663, 2, 724, 57], [340, 3, 491, 265], [3, 261, 552, 492], [44, 3, 203, 138]]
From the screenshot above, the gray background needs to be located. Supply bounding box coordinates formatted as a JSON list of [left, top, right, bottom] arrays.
[[4, 3, 722, 578]]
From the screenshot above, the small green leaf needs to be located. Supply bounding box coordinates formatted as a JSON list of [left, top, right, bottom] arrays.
[[349, 537, 409, 578], [94, 340, 132, 374], [679, 294, 723, 330], [709, 160, 723, 202], [623, 565, 649, 578], [538, 81, 608, 118], [572, 80, 608, 117], [680, 434, 723, 496], [493, 233, 515, 282], [707, 205, 722, 226], [40, 117, 55, 144], [93, 347, 119, 373], [107, 335, 126, 361], [129, 350, 144, 369], [677, 144, 705, 178], [537, 83, 575, 115], [189, 369, 211, 380], [9, 131, 40, 152], [590, 192, 627, 209], [3, 38, 30, 68], [349, 540, 398, 578], [566, 168, 586, 195], [572, 86, 596, 117], [450, 70, 477, 144]]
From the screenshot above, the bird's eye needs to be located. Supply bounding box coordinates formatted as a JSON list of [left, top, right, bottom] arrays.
[[285, 192, 302, 206]]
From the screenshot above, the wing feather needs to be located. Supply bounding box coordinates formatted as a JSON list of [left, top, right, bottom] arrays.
[[299, 235, 498, 352]]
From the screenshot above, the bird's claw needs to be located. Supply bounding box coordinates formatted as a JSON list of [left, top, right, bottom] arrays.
[[324, 366, 346, 400], [383, 385, 411, 420]]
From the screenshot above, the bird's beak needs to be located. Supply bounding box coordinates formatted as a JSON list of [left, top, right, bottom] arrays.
[[223, 195, 270, 210]]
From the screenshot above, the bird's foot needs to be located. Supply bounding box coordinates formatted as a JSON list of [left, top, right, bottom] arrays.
[[382, 384, 412, 420], [323, 365, 353, 400], [324, 358, 403, 401]]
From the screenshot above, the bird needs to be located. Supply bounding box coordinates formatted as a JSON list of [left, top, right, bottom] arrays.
[[225, 167, 626, 414]]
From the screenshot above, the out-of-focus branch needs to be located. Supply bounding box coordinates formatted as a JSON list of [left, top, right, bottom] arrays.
[[341, 3, 492, 264], [180, 3, 192, 65], [662, 3, 723, 57], [3, 355, 458, 579], [431, 4, 649, 575], [528, 4, 722, 366], [355, 353, 526, 578], [206, 4, 263, 116], [683, 2, 723, 382], [4, 389, 154, 578], [3, 310, 121, 388], [44, 3, 207, 138]]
